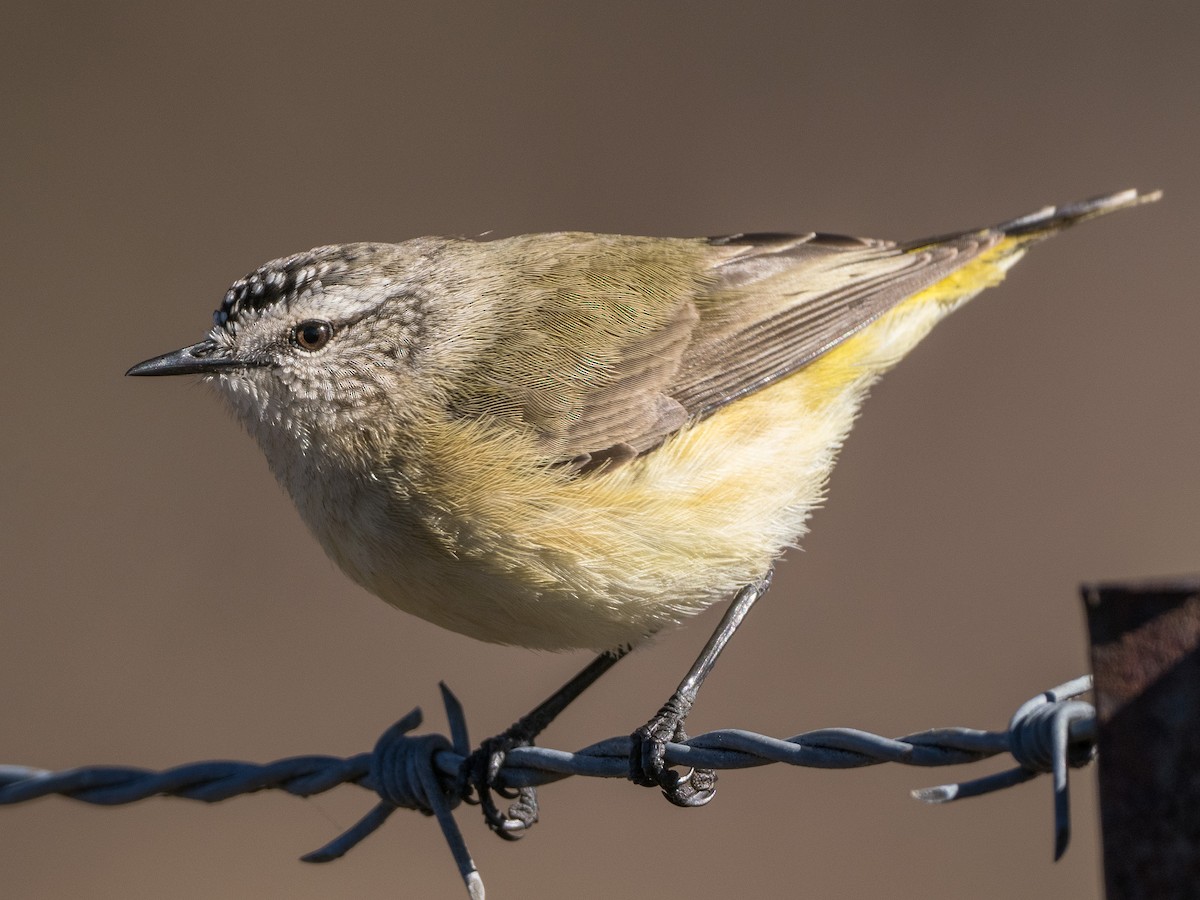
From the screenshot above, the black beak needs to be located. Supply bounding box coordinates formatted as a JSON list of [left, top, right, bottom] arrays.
[[126, 339, 243, 377]]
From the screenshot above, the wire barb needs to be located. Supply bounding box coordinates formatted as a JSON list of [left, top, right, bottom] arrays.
[[1, 677, 1096, 898], [911, 675, 1095, 860]]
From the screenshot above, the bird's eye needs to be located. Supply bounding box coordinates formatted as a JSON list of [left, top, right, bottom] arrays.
[[293, 320, 333, 352]]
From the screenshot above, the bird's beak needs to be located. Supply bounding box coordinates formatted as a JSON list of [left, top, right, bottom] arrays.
[[126, 339, 243, 377]]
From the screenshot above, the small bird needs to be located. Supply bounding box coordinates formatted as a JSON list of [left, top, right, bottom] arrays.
[[129, 188, 1158, 833]]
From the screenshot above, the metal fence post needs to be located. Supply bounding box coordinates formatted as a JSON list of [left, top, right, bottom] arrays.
[[1084, 577, 1200, 900]]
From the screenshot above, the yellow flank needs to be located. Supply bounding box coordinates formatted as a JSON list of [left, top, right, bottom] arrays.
[[801, 237, 1025, 403]]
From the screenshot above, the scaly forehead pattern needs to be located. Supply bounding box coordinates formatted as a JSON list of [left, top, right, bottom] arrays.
[[213, 243, 390, 331]]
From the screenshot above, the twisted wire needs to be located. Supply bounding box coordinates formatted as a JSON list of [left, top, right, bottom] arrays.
[[1, 677, 1095, 900]]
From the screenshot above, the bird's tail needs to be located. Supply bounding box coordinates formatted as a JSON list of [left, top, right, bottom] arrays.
[[995, 187, 1162, 240], [905, 188, 1162, 256], [889, 187, 1161, 326]]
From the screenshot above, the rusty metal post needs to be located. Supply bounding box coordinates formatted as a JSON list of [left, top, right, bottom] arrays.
[[1084, 578, 1200, 900]]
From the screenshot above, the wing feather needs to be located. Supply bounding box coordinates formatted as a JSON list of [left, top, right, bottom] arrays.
[[453, 226, 1002, 468]]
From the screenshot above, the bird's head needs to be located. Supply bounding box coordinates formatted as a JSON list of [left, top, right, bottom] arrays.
[[127, 240, 454, 463]]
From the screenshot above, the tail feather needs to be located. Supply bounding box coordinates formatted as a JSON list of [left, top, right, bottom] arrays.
[[997, 188, 1162, 239]]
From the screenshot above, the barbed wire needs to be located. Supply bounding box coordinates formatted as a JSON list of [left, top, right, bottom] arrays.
[[1, 676, 1095, 900]]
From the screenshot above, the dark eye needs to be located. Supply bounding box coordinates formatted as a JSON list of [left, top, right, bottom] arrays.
[[293, 320, 333, 351]]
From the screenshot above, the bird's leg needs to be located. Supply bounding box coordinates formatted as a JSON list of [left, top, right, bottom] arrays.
[[629, 571, 772, 806], [459, 646, 629, 839]]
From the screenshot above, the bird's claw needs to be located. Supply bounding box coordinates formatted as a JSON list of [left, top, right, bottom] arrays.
[[458, 734, 539, 840], [629, 698, 716, 807]]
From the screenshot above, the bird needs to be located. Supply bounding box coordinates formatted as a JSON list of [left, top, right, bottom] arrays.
[[128, 187, 1159, 835]]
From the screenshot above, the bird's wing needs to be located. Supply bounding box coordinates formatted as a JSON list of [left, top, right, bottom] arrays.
[[447, 227, 1001, 472]]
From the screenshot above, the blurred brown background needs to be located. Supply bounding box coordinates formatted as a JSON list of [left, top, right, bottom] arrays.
[[2, 2, 1196, 898]]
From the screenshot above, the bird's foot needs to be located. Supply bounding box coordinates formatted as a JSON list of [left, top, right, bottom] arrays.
[[629, 694, 716, 807], [457, 731, 539, 840]]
